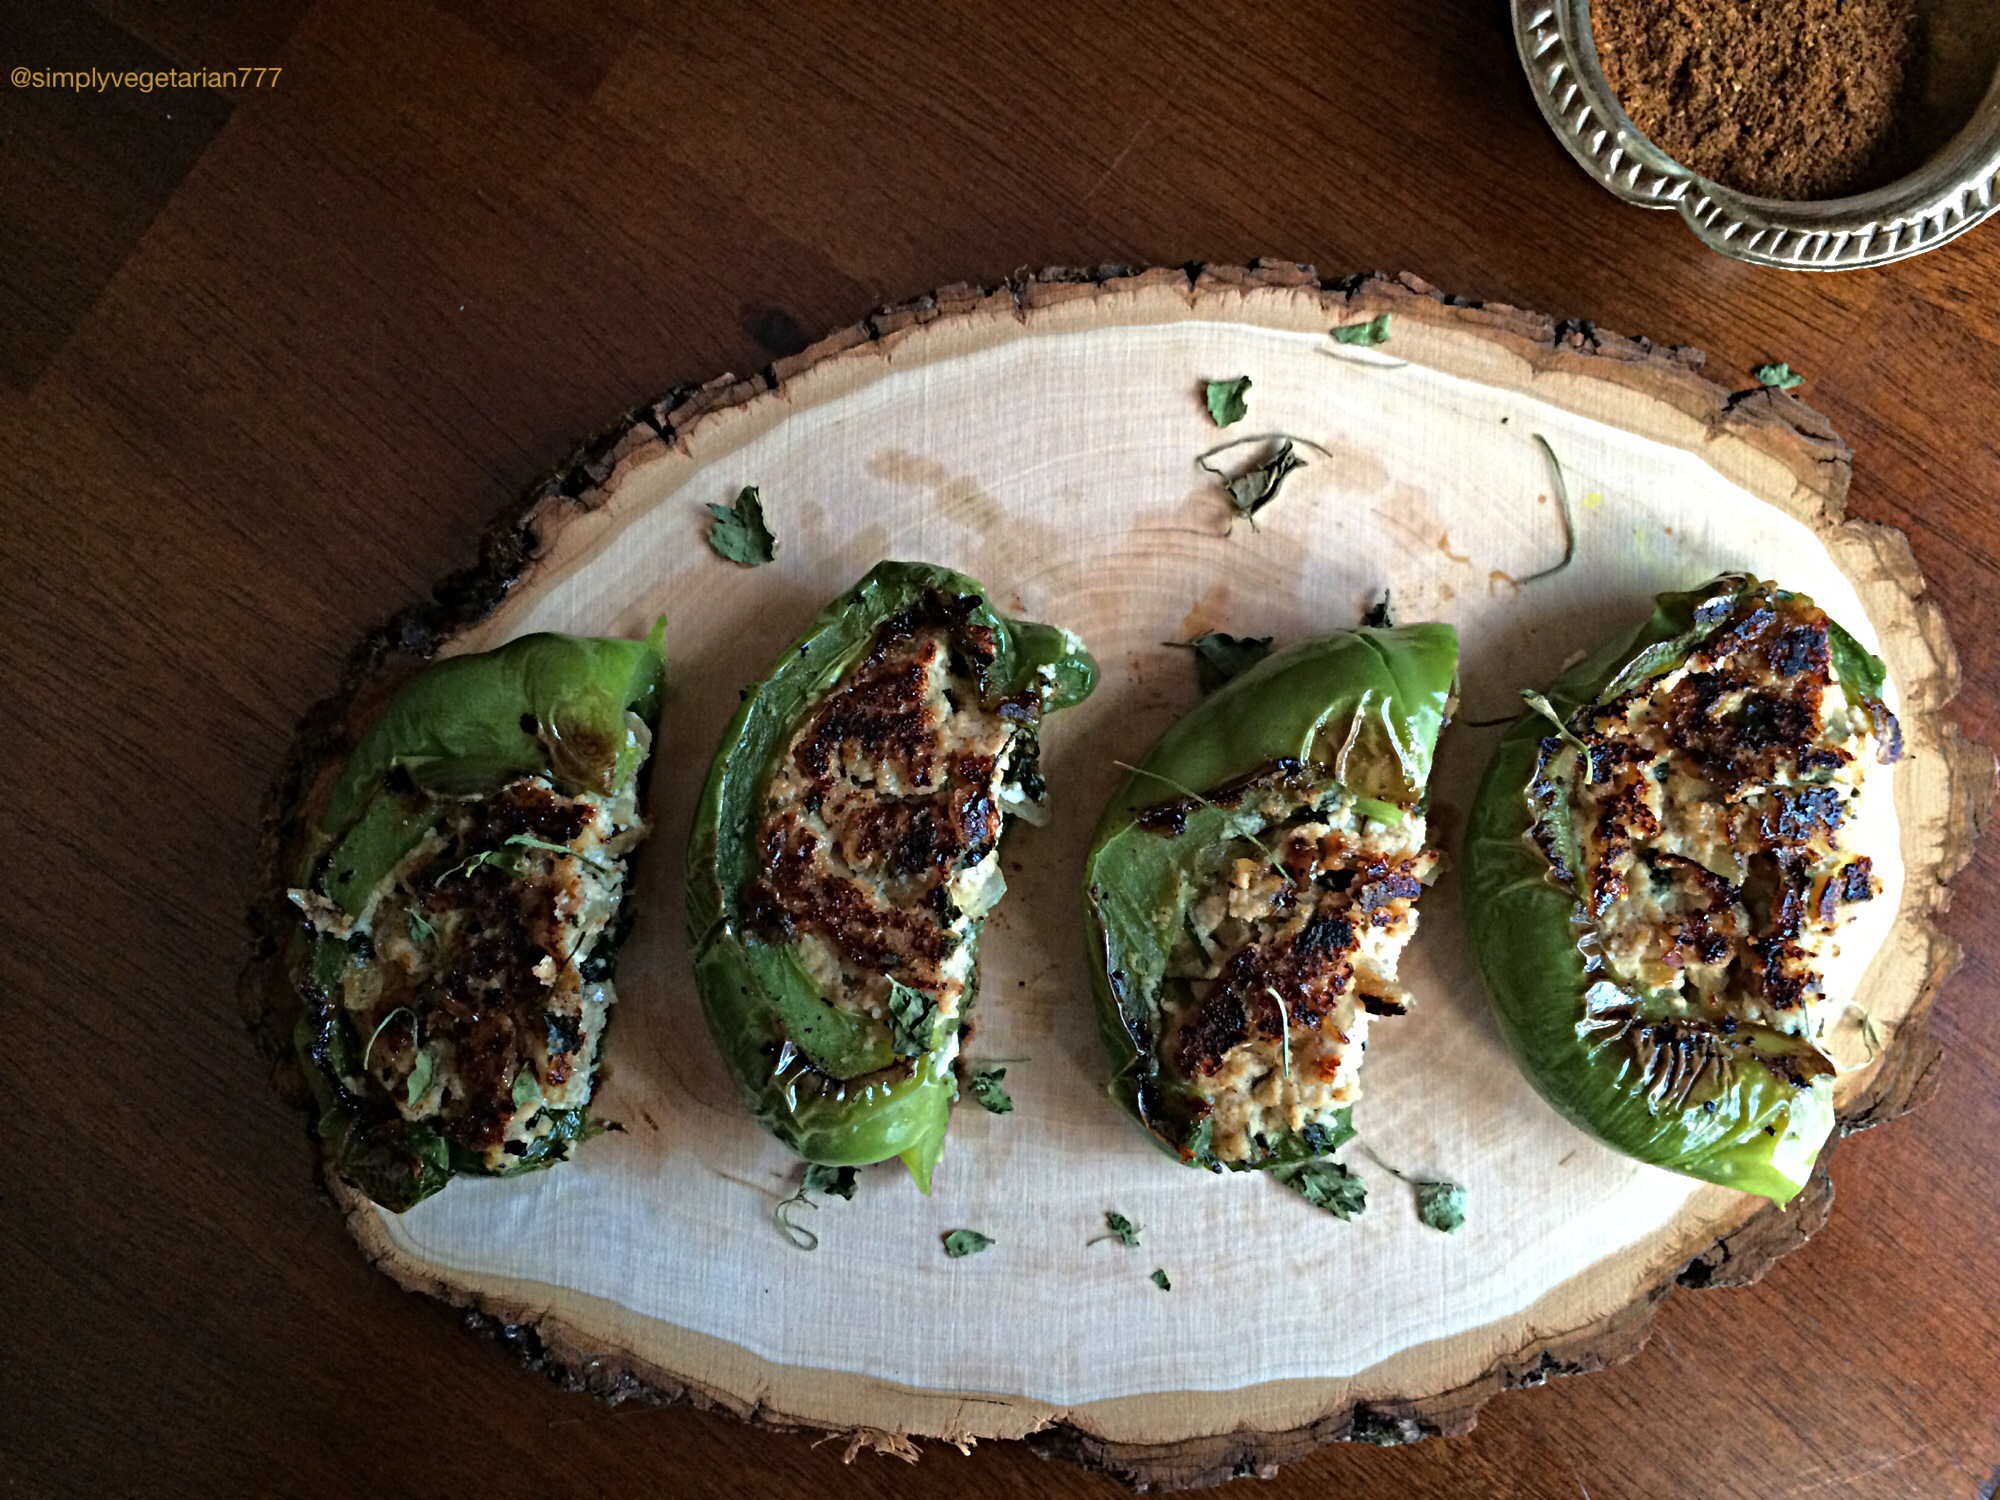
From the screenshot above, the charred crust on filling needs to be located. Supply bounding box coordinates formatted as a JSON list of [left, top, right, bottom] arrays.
[[346, 779, 605, 1155], [1172, 855, 1424, 1078], [1552, 590, 1888, 1075], [745, 592, 1030, 1005]]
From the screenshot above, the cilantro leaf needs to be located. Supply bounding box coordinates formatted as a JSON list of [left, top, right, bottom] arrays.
[[1150, 1268, 1172, 1291], [511, 1067, 543, 1112], [1275, 1158, 1367, 1220], [503, 832, 613, 871], [1753, 362, 1805, 390], [1184, 1118, 1214, 1162], [706, 485, 777, 566], [1090, 1211, 1141, 1248], [404, 1047, 436, 1108], [405, 908, 435, 945], [886, 979, 938, 1058], [1331, 313, 1392, 347], [1417, 1180, 1466, 1234], [1522, 689, 1588, 752], [942, 1229, 994, 1258], [802, 1163, 858, 1200], [1181, 631, 1273, 694], [1205, 375, 1252, 428], [968, 1067, 1013, 1115]]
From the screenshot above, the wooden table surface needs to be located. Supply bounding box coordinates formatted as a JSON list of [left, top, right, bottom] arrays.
[[6, 2, 1997, 1495]]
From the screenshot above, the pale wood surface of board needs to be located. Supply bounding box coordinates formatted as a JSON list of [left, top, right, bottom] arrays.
[[9, 2, 2000, 1495]]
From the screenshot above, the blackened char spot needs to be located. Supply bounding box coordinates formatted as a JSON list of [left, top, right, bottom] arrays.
[[1838, 857, 1875, 903], [547, 1011, 583, 1056], [1769, 623, 1828, 679], [1738, 693, 1815, 753], [1358, 872, 1422, 913], [1774, 784, 1846, 842], [1294, 912, 1355, 957]]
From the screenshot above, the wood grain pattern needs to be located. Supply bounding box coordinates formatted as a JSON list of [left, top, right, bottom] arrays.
[[6, 3, 1999, 1496]]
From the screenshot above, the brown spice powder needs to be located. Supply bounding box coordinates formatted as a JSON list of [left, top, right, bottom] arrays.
[[1593, 0, 1925, 201]]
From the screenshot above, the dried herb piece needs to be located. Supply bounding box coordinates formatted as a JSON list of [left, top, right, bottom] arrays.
[[1274, 1158, 1367, 1220], [942, 1229, 994, 1258], [1417, 1180, 1467, 1234], [1332, 313, 1393, 346], [1517, 435, 1577, 586], [774, 1162, 858, 1249], [1362, 590, 1394, 628], [1150, 1268, 1172, 1291], [803, 1163, 858, 1200], [361, 1005, 414, 1073], [1205, 376, 1252, 427], [968, 1067, 1013, 1115], [1225, 441, 1305, 522], [1362, 1145, 1466, 1232], [706, 485, 777, 567], [1196, 434, 1327, 528], [1176, 630, 1273, 694], [1089, 1211, 1142, 1248], [1753, 362, 1806, 390], [887, 978, 938, 1058]]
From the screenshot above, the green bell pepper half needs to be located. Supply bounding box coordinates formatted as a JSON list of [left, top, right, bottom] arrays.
[[1085, 623, 1459, 1170], [686, 560, 1096, 1191], [1461, 574, 1893, 1205], [293, 623, 666, 1212]]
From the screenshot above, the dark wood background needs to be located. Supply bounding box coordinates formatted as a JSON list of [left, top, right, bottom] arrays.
[[5, 1, 1997, 1495]]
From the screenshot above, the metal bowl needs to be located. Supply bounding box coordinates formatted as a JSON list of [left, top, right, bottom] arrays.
[[1512, 0, 2000, 269]]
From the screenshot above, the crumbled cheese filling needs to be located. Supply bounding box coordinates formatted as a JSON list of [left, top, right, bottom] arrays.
[[292, 724, 648, 1170], [1163, 795, 1439, 1165], [1542, 593, 1889, 1092], [750, 612, 1040, 1079]]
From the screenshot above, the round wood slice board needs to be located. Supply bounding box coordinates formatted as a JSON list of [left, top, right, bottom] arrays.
[[246, 266, 1986, 1490]]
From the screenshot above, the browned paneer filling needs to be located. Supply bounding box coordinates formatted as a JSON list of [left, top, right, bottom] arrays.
[[1537, 590, 1896, 1087], [744, 596, 1046, 1068], [293, 771, 645, 1167], [1163, 798, 1440, 1165]]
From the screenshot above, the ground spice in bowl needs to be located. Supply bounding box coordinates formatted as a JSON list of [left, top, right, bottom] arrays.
[[1592, 0, 1926, 200]]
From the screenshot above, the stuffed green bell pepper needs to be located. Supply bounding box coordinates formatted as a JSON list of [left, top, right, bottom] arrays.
[[1087, 624, 1458, 1171], [1462, 574, 1900, 1205], [687, 561, 1096, 1191], [288, 624, 666, 1212]]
